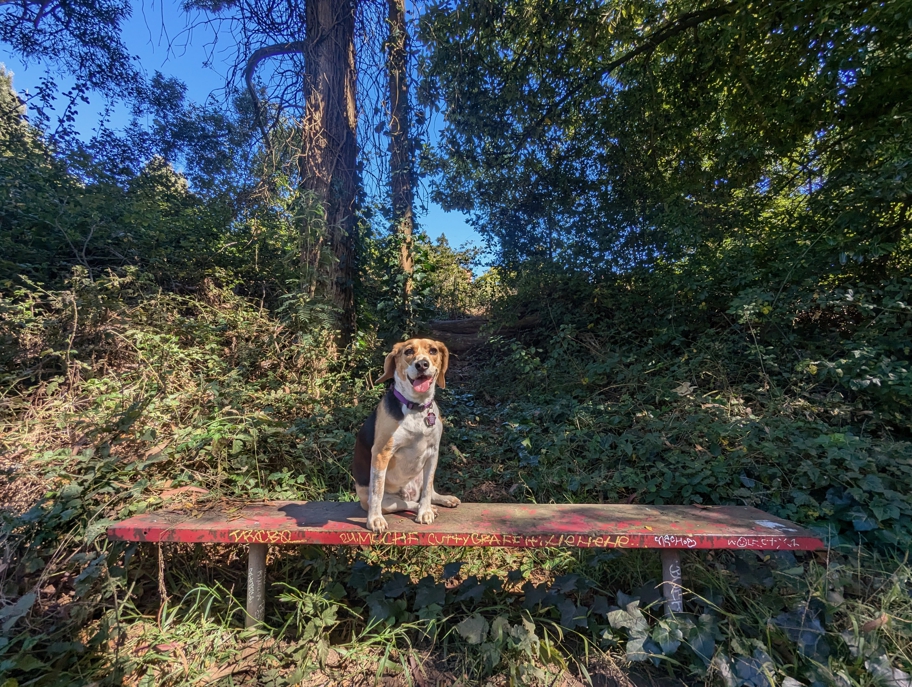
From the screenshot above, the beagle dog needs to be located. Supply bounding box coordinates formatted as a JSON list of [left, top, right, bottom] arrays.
[[353, 339, 461, 533]]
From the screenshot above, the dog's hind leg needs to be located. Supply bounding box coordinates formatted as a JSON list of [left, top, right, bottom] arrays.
[[360, 476, 420, 513], [431, 491, 461, 508], [355, 484, 418, 513], [356, 485, 371, 511], [380, 494, 420, 514]]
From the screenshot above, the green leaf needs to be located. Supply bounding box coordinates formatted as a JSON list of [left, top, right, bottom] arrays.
[[24, 557, 45, 574], [382, 572, 410, 598], [74, 555, 105, 597], [522, 582, 548, 609], [84, 519, 115, 545], [366, 592, 394, 622], [590, 595, 610, 616], [12, 654, 46, 672], [607, 602, 648, 637], [57, 484, 82, 500], [558, 598, 587, 629], [480, 641, 501, 669], [0, 593, 36, 632], [653, 619, 683, 655], [414, 576, 445, 610], [688, 614, 718, 666], [348, 561, 381, 591], [509, 618, 539, 654], [454, 576, 485, 604], [552, 573, 579, 593], [733, 649, 775, 687], [625, 636, 649, 662], [442, 561, 464, 579], [456, 614, 489, 645], [489, 616, 510, 643]]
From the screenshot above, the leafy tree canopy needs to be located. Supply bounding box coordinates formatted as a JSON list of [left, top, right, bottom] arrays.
[[0, 0, 139, 94], [419, 0, 912, 282]]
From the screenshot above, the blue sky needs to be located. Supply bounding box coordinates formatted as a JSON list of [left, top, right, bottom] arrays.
[[0, 0, 481, 249]]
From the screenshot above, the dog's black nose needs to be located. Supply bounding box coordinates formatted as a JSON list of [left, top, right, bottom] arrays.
[[415, 359, 430, 372]]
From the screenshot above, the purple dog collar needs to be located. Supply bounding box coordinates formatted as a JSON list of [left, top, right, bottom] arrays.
[[392, 388, 437, 426], [393, 388, 432, 411]]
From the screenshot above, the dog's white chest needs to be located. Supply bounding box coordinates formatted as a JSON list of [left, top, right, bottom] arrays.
[[386, 406, 442, 486]]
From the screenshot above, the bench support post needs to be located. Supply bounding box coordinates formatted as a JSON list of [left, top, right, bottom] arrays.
[[246, 544, 267, 627], [660, 550, 683, 616]]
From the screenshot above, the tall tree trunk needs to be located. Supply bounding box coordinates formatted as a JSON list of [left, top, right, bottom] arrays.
[[386, 0, 415, 324], [300, 0, 358, 342]]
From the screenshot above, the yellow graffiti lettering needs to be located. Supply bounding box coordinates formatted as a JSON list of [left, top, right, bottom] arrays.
[[251, 527, 659, 550], [228, 529, 293, 544]]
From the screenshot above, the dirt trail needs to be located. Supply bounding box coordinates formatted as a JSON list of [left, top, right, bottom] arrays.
[[427, 316, 489, 386], [423, 317, 686, 687]]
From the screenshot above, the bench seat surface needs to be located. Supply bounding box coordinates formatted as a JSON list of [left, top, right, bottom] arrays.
[[107, 502, 824, 550]]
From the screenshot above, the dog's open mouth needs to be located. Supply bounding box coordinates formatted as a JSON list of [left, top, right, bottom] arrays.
[[409, 374, 433, 393]]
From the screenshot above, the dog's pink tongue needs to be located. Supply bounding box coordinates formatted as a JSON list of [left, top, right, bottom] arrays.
[[412, 377, 433, 393]]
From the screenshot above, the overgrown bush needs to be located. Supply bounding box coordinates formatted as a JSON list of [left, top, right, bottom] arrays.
[[475, 266, 912, 550], [0, 267, 376, 680]]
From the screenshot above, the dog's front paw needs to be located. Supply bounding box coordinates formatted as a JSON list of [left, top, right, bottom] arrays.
[[367, 514, 388, 533], [434, 494, 461, 508], [415, 506, 437, 524]]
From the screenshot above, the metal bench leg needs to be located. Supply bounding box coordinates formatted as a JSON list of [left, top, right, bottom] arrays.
[[660, 550, 684, 616], [246, 544, 267, 627]]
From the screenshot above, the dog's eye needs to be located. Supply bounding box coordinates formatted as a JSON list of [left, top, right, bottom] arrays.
[[429, 347, 438, 355], [404, 348, 414, 356]]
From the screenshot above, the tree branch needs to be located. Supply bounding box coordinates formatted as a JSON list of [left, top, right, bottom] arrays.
[[0, 0, 56, 25], [32, 0, 55, 27], [511, 3, 735, 155], [600, 4, 735, 76], [244, 40, 306, 151]]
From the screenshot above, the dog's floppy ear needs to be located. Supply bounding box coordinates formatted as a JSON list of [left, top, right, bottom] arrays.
[[435, 341, 449, 389], [377, 343, 402, 384]]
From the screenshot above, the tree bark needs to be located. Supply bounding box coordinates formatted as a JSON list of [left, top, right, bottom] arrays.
[[387, 0, 415, 321], [300, 0, 358, 342]]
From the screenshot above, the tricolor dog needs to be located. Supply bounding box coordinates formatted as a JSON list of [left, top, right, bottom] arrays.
[[353, 339, 460, 533]]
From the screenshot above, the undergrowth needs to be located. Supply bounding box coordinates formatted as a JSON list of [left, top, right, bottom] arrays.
[[1, 269, 911, 686]]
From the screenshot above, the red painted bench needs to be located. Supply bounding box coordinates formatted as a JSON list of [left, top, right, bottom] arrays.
[[107, 502, 825, 626]]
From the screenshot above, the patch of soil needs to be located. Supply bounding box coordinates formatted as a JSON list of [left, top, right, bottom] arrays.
[[585, 655, 690, 687], [0, 448, 49, 515]]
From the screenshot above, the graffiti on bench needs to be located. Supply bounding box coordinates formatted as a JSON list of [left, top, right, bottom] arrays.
[[331, 531, 637, 547], [652, 535, 699, 548], [224, 528, 810, 549], [230, 529, 296, 544], [726, 536, 801, 549]]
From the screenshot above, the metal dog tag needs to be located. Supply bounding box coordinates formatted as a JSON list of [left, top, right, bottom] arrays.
[[424, 412, 437, 427]]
